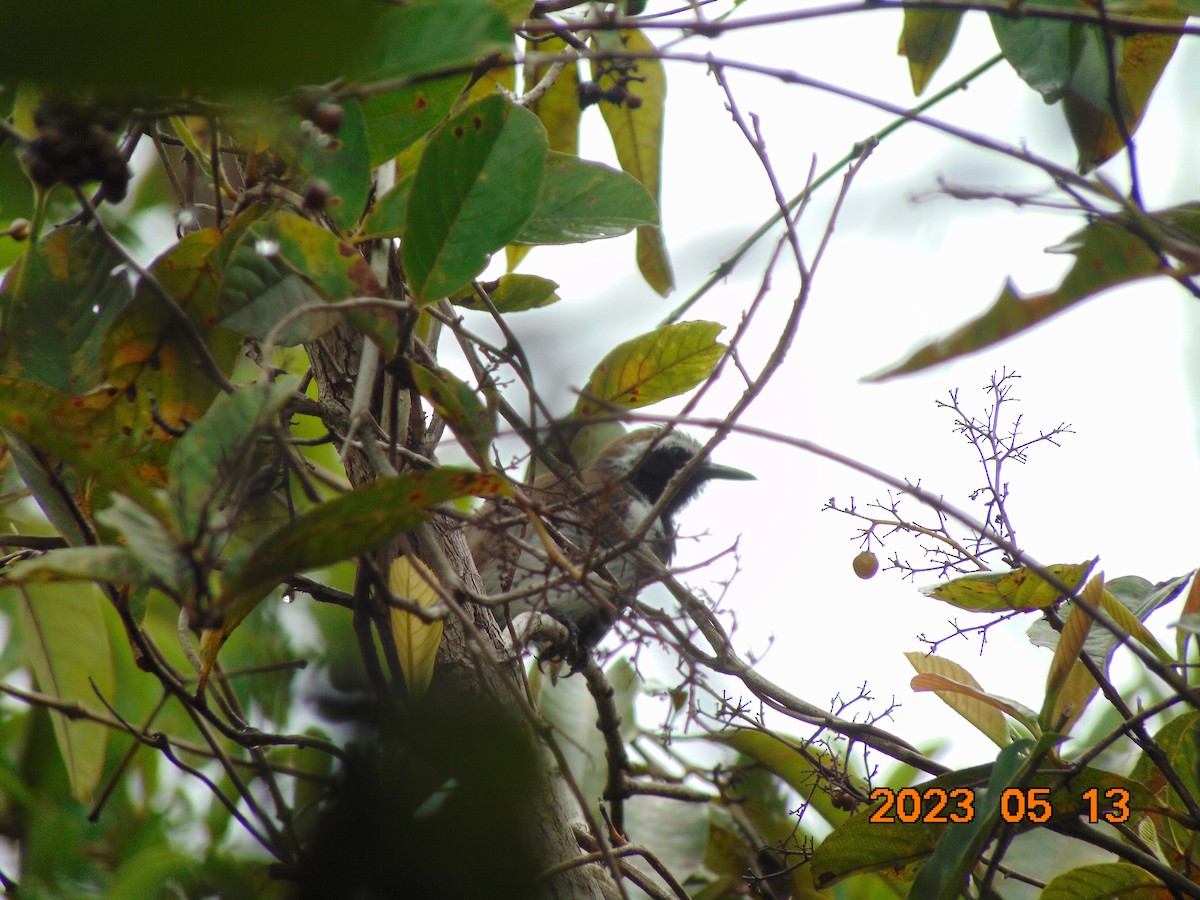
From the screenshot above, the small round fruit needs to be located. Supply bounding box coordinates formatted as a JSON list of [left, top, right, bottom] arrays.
[[310, 101, 345, 135], [852, 550, 879, 580]]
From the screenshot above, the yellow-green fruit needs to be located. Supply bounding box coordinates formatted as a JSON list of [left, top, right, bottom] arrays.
[[853, 550, 879, 580]]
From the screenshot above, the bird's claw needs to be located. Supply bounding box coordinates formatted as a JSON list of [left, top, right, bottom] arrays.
[[535, 611, 589, 676]]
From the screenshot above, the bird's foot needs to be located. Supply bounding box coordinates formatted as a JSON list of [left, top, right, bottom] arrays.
[[535, 611, 590, 676]]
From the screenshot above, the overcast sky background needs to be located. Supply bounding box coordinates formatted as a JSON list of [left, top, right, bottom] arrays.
[[458, 9, 1200, 769]]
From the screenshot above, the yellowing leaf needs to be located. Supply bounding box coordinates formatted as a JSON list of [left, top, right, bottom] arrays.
[[1047, 659, 1099, 737], [1040, 862, 1169, 900], [922, 561, 1094, 612], [574, 320, 725, 419], [1042, 574, 1101, 733], [411, 363, 496, 465], [898, 9, 965, 95], [1065, 23, 1183, 172], [527, 36, 581, 155], [867, 207, 1189, 381], [594, 29, 673, 295], [388, 556, 444, 698], [1046, 575, 1099, 699], [905, 652, 1016, 746]]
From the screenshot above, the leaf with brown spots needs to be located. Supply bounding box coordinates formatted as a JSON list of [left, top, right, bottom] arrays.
[[0, 225, 131, 393], [402, 94, 547, 303], [411, 363, 496, 466], [200, 468, 511, 678], [574, 320, 725, 419], [103, 229, 240, 438]]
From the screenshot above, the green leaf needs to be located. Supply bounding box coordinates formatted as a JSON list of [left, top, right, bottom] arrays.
[[201, 469, 511, 676], [990, 9, 1182, 171], [1028, 571, 1189, 667], [453, 273, 560, 313], [168, 379, 296, 540], [402, 95, 547, 303], [356, 172, 415, 242], [0, 141, 35, 271], [921, 561, 1093, 612], [292, 98, 372, 233], [717, 729, 842, 829], [4, 546, 154, 585], [351, 0, 511, 84], [990, 13, 1077, 104], [899, 10, 965, 96], [593, 29, 673, 295], [273, 212, 381, 301], [0, 225, 131, 392], [868, 209, 1184, 380], [1064, 25, 1182, 171], [1130, 710, 1200, 854], [514, 151, 658, 245], [15, 581, 114, 803], [219, 244, 329, 345], [574, 320, 725, 419], [219, 211, 383, 344], [109, 846, 197, 900], [1040, 863, 1165, 900], [4, 434, 91, 546], [410, 364, 496, 465], [96, 495, 190, 597], [361, 75, 466, 167]]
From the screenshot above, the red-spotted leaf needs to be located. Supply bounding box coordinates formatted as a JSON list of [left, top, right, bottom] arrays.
[[574, 320, 725, 419], [103, 229, 240, 439], [361, 75, 466, 167], [410, 364, 496, 465], [402, 95, 547, 303]]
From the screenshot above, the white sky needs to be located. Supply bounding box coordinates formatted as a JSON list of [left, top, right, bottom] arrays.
[[475, 10, 1200, 770]]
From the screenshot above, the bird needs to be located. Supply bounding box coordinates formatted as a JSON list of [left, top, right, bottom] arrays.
[[466, 428, 754, 670]]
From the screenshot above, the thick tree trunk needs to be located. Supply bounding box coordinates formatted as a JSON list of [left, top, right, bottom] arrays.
[[309, 322, 619, 898]]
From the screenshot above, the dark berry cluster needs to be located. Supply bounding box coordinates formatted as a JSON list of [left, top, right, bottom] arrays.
[[23, 105, 131, 203]]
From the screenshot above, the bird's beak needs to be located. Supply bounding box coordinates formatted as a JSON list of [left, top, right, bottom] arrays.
[[700, 462, 756, 482]]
